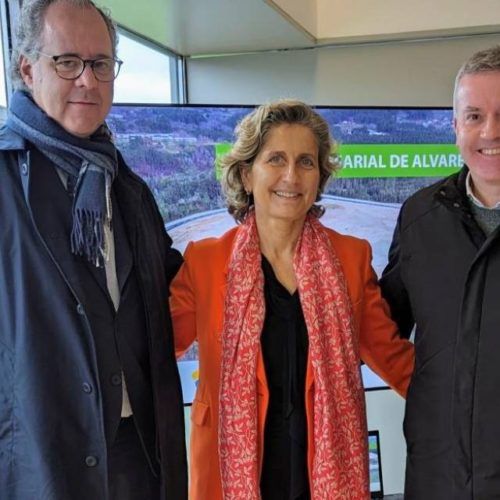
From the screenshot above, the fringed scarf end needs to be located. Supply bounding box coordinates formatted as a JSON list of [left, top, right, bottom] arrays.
[[71, 208, 106, 267]]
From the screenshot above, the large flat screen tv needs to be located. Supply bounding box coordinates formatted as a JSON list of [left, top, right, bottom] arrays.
[[108, 103, 458, 398]]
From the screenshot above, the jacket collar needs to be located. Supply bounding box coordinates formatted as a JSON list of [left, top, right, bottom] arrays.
[[434, 165, 470, 208], [434, 164, 487, 247], [0, 126, 26, 150]]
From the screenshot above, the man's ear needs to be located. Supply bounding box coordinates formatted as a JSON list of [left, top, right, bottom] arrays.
[[19, 55, 34, 89]]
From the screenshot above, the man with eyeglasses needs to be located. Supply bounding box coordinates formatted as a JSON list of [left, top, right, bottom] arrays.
[[0, 1, 187, 499]]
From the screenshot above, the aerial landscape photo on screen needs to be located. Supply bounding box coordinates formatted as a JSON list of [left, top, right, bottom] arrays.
[[108, 104, 459, 396]]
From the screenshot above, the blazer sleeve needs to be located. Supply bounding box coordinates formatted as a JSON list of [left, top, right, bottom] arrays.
[[357, 240, 414, 398], [170, 242, 197, 359], [379, 208, 415, 339]]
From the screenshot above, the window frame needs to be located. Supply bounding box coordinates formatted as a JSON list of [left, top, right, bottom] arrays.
[[115, 26, 186, 105]]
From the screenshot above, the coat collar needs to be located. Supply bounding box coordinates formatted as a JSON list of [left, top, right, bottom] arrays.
[[0, 126, 26, 150]]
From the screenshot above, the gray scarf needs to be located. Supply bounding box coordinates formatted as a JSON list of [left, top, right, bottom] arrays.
[[7, 90, 118, 266]]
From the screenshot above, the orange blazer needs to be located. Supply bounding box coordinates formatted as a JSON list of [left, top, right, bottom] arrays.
[[170, 225, 414, 500]]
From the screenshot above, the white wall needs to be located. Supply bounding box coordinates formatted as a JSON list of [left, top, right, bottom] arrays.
[[187, 34, 500, 106], [365, 389, 406, 494]]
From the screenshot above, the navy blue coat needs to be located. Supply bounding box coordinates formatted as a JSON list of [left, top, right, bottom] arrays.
[[0, 128, 187, 499]]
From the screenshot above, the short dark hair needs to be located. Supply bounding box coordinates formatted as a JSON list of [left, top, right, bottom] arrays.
[[453, 45, 500, 113]]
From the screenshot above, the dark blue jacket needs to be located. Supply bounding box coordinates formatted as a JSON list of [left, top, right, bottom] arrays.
[[0, 128, 187, 499]]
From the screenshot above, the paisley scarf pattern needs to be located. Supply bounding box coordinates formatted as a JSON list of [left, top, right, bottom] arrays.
[[219, 212, 369, 499]]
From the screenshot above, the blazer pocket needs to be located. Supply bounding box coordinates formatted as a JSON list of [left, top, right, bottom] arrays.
[[191, 399, 211, 427]]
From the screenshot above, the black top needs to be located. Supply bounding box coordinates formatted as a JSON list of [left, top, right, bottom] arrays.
[[260, 256, 310, 500]]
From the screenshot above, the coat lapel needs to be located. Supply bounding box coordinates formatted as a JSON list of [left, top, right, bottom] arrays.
[[28, 148, 111, 304], [111, 159, 140, 287]]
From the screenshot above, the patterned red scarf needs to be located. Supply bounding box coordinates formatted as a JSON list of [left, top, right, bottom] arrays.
[[219, 212, 369, 499]]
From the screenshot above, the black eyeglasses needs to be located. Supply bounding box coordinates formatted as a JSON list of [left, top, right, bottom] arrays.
[[36, 52, 123, 82]]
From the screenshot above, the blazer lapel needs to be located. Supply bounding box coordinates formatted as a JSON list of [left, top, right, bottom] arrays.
[[111, 192, 133, 295]]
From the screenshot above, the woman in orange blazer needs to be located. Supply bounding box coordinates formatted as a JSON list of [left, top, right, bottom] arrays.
[[170, 100, 414, 500]]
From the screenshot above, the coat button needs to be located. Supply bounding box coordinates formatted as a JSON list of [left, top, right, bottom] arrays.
[[76, 304, 85, 315], [82, 382, 92, 394], [21, 163, 28, 175], [85, 455, 98, 467], [453, 202, 460, 208], [110, 373, 122, 386]]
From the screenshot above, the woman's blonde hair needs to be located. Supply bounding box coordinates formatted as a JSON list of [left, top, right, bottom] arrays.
[[220, 99, 340, 222]]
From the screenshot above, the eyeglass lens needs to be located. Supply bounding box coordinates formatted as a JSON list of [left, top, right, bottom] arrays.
[[54, 56, 120, 81]]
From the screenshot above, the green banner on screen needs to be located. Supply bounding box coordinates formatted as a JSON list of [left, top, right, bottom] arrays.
[[214, 143, 462, 179], [338, 144, 462, 178], [215, 143, 232, 180]]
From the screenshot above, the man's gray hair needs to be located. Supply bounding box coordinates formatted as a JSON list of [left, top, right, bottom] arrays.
[[11, 0, 118, 90], [453, 45, 500, 113]]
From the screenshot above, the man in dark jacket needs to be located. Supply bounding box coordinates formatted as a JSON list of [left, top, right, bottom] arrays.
[[0, 1, 187, 499], [381, 45, 500, 499]]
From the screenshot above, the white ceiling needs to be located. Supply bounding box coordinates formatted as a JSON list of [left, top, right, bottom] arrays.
[[100, 0, 500, 57], [168, 0, 315, 55]]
